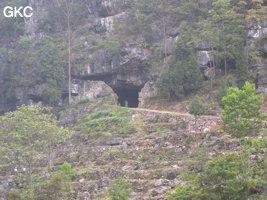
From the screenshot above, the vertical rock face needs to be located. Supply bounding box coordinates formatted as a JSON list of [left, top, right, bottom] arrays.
[[139, 81, 159, 106], [24, 0, 48, 39], [14, 0, 152, 108], [2, 0, 267, 111], [196, 51, 215, 72], [71, 80, 118, 102]]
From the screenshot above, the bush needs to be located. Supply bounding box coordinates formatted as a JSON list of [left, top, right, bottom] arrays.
[[168, 153, 262, 200], [189, 96, 205, 116], [80, 108, 133, 136], [216, 75, 236, 107], [76, 97, 91, 105], [221, 82, 267, 138], [108, 178, 132, 200]]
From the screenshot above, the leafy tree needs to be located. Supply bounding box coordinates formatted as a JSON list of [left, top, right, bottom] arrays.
[[58, 161, 76, 193], [207, 0, 247, 76], [160, 21, 202, 100], [37, 37, 65, 106], [246, 0, 267, 37], [168, 153, 262, 200], [197, 153, 258, 200], [189, 96, 205, 116], [45, 0, 86, 104], [34, 162, 76, 200], [235, 44, 249, 88], [34, 173, 65, 200], [160, 56, 184, 100], [167, 184, 206, 200], [0, 105, 70, 194], [216, 75, 236, 107], [221, 82, 266, 138], [108, 178, 132, 200]]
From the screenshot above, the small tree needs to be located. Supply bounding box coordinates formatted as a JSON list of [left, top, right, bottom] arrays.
[[221, 82, 266, 138], [0, 105, 70, 194], [216, 75, 236, 107], [108, 178, 132, 200], [189, 96, 205, 116], [34, 162, 76, 200]]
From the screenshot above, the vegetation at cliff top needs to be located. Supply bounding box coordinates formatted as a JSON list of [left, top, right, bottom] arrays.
[[1, 0, 267, 107]]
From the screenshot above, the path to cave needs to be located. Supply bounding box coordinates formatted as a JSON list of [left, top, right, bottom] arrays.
[[130, 108, 221, 119], [130, 108, 267, 125]]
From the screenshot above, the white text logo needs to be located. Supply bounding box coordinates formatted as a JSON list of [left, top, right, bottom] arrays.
[[3, 6, 33, 18]]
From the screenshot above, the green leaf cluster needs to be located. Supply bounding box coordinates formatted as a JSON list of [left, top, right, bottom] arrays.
[[160, 22, 202, 100], [108, 178, 132, 200], [80, 108, 133, 136], [0, 105, 70, 189], [189, 96, 205, 116], [168, 152, 265, 200], [216, 75, 236, 107], [221, 82, 267, 138], [33, 162, 75, 200], [38, 36, 65, 106]]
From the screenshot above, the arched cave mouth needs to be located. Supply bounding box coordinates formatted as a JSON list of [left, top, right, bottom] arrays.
[[114, 88, 140, 108]]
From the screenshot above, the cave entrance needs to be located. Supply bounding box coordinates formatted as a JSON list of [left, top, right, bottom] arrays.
[[114, 88, 140, 108]]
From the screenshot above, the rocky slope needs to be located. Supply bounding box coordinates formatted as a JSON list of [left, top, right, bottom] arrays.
[[0, 97, 246, 199]]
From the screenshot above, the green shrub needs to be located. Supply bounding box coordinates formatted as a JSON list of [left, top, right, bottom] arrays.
[[216, 75, 236, 107], [76, 97, 91, 105], [221, 82, 267, 138], [108, 178, 132, 200], [7, 190, 20, 200], [168, 150, 266, 200], [80, 108, 133, 136], [189, 96, 205, 116], [34, 173, 65, 200]]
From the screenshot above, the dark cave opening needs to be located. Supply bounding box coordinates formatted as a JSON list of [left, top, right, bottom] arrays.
[[114, 88, 140, 108]]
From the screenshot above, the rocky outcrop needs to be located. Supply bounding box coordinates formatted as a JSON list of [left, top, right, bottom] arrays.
[[2, 0, 267, 112], [71, 80, 118, 102], [197, 50, 215, 71], [59, 83, 118, 127], [74, 42, 150, 90], [138, 80, 159, 106]]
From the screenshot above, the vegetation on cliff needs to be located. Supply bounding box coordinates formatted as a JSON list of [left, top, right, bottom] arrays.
[[1, 0, 267, 199]]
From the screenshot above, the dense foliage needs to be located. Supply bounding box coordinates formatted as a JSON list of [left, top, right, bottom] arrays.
[[221, 82, 266, 138], [108, 178, 133, 200], [80, 107, 133, 136], [0, 105, 70, 198], [168, 136, 267, 200], [189, 96, 205, 116], [160, 21, 202, 100]]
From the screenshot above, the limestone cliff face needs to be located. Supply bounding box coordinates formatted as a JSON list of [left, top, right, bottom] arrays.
[[19, 0, 213, 105], [5, 0, 153, 108], [1, 0, 267, 112]]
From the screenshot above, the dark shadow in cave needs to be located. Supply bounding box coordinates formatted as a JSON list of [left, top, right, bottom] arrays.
[[114, 89, 140, 108]]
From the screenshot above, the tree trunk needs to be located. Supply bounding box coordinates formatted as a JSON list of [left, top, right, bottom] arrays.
[[224, 57, 227, 76], [163, 16, 167, 58], [68, 10, 71, 104]]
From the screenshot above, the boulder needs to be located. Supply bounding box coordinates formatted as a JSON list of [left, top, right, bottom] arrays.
[[139, 80, 160, 106], [197, 51, 214, 66], [263, 42, 267, 53], [150, 186, 170, 197], [166, 171, 177, 180], [106, 137, 122, 146], [75, 80, 118, 102], [154, 179, 163, 187]]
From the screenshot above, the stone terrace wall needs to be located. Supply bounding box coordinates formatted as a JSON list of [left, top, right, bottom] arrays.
[[131, 109, 267, 133]]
